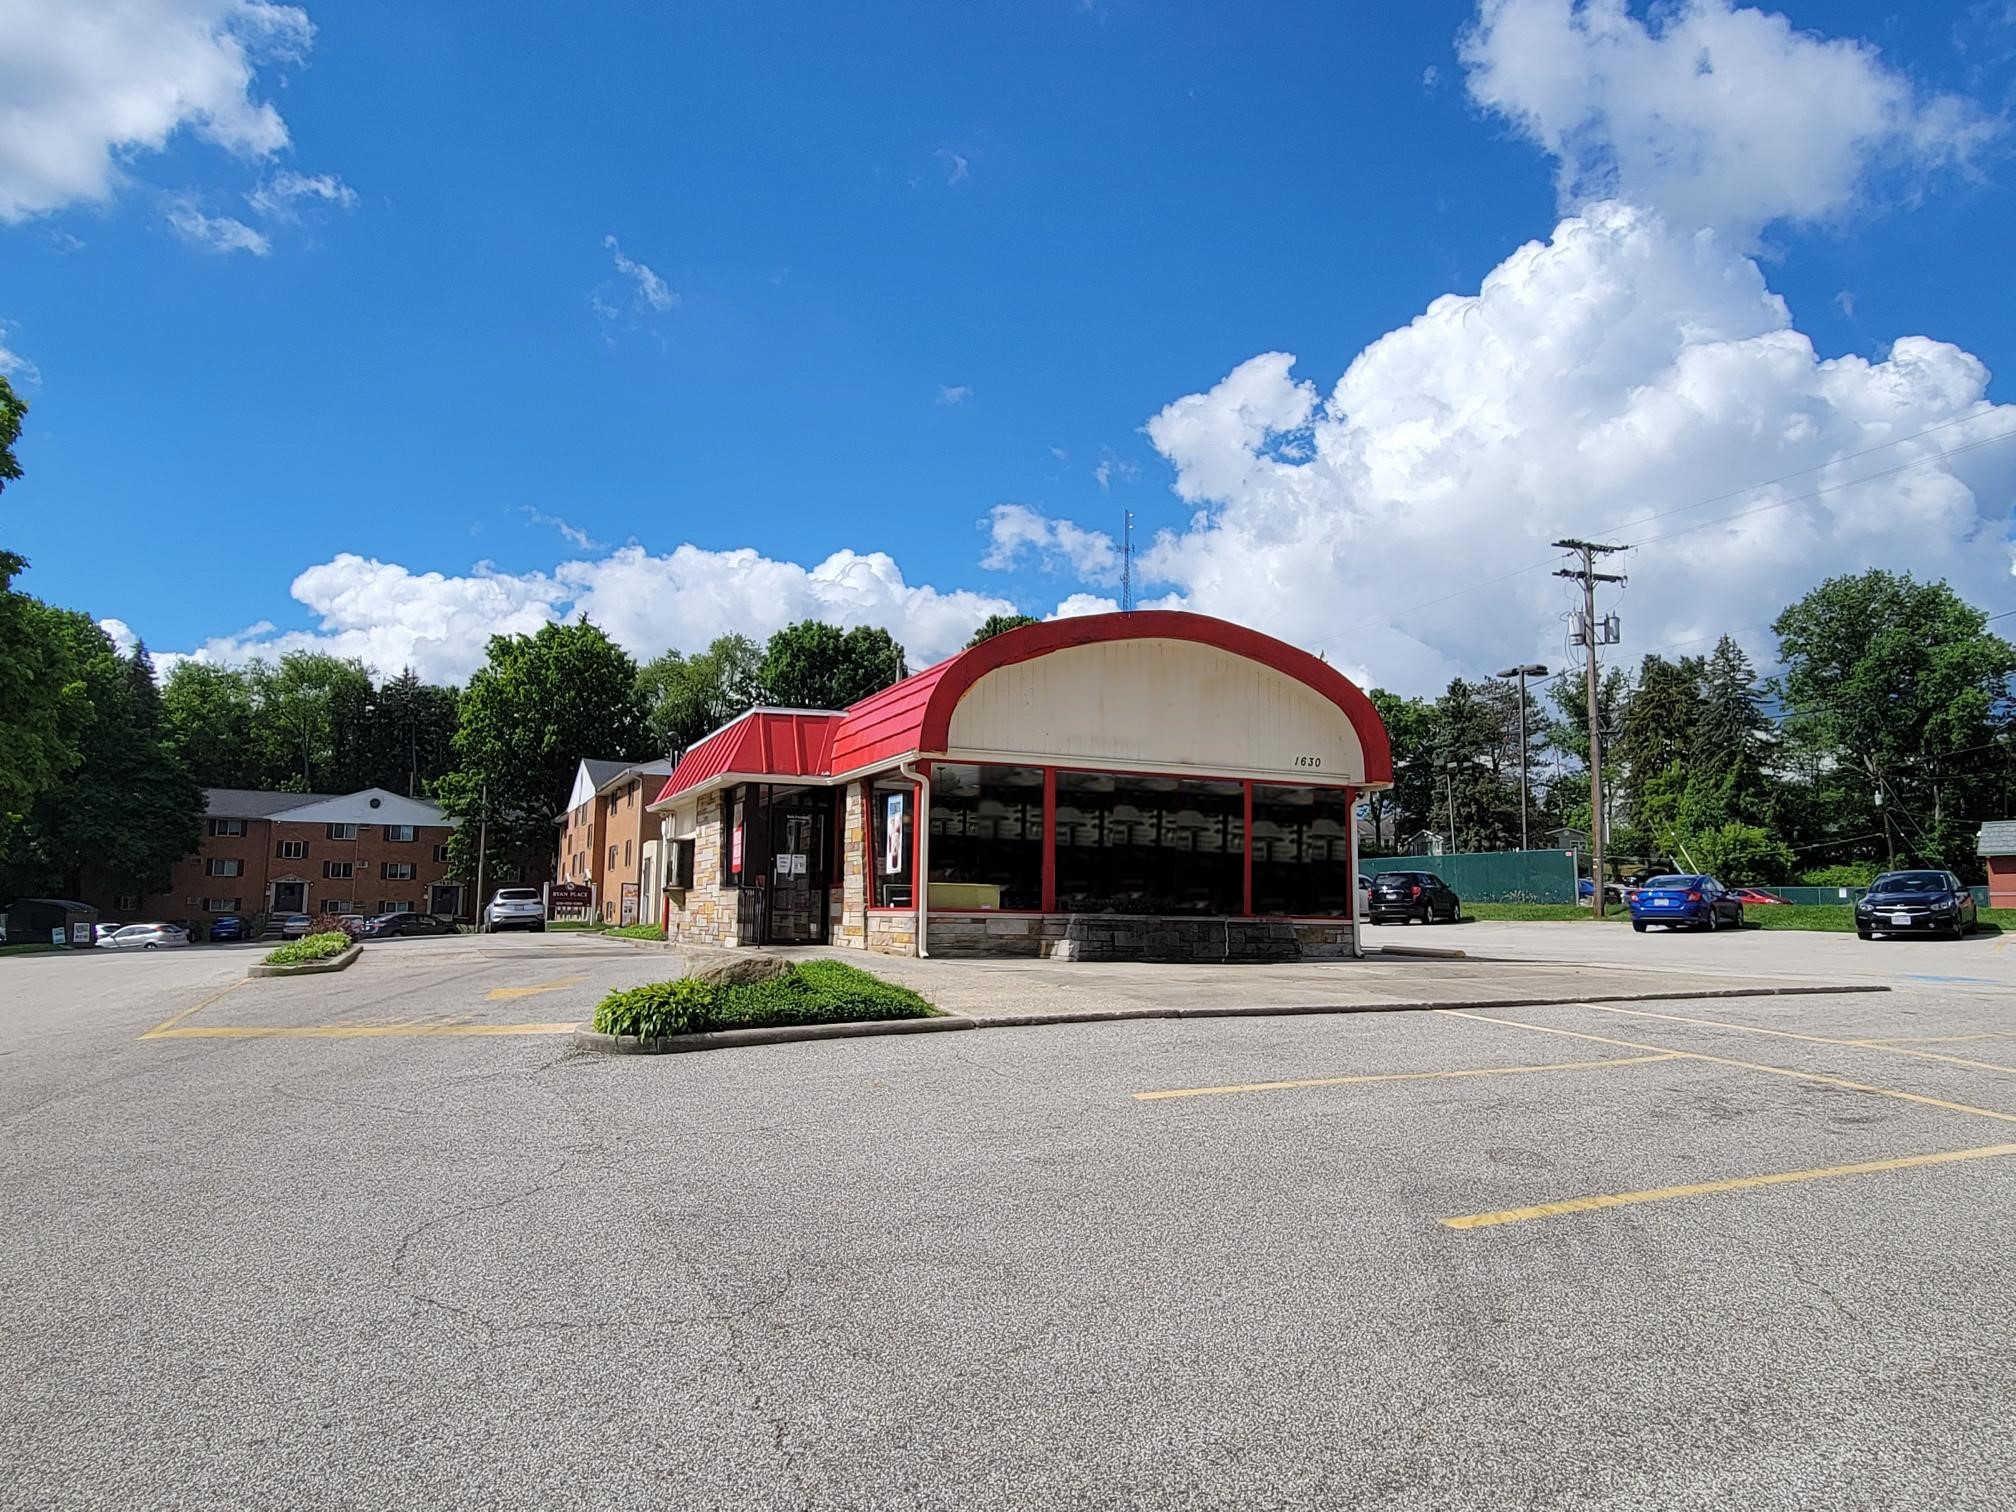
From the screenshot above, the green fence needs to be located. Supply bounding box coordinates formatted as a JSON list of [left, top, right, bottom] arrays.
[[1361, 850, 1578, 904], [1772, 884, 1990, 909]]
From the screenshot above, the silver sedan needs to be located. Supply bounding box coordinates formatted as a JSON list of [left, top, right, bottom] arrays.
[[95, 923, 191, 951]]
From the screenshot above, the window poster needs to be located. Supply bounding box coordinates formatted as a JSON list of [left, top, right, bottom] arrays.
[[883, 793, 906, 875], [731, 823, 744, 874]]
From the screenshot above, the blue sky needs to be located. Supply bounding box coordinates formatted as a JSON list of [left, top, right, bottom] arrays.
[[2, 0, 2014, 692]]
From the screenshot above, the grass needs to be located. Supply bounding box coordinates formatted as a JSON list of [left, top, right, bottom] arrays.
[[1452, 902, 2008, 934], [592, 959, 938, 1040], [605, 923, 666, 941], [0, 942, 66, 956], [548, 919, 605, 932], [262, 931, 354, 966]]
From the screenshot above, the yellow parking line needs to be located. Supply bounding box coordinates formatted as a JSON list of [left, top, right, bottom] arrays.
[[139, 979, 249, 1039], [1440, 1009, 2016, 1126], [485, 975, 585, 1001], [142, 1022, 581, 1039], [1442, 1142, 2016, 1230], [1134, 1053, 1678, 1102], [1860, 1032, 2016, 1046], [1578, 1002, 2016, 1077]]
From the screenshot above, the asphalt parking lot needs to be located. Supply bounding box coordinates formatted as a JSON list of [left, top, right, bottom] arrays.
[[4, 929, 2014, 1510]]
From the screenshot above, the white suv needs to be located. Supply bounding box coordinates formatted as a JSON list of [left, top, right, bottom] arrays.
[[483, 888, 546, 933]]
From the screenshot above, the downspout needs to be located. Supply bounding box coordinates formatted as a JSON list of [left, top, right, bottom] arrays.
[[897, 759, 930, 958]]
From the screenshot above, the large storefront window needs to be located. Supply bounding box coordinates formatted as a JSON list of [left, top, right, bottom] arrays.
[[1054, 773, 1244, 915], [928, 764, 1044, 910], [1251, 784, 1356, 916], [871, 781, 914, 908]]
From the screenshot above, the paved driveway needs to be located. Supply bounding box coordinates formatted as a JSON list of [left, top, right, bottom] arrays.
[[5, 934, 2015, 1509]]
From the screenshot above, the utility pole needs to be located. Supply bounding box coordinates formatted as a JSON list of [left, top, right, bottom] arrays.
[[1496, 662, 1548, 852], [1444, 761, 1460, 853], [1554, 540, 1626, 917], [474, 778, 490, 924]]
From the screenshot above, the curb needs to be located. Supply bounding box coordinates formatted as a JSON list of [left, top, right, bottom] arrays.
[[247, 943, 362, 978], [569, 980, 1891, 1056], [1368, 945, 1468, 960]]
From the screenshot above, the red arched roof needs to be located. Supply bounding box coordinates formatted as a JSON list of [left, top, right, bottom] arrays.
[[826, 610, 1392, 784]]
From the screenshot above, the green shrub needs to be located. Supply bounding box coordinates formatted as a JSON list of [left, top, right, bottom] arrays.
[[591, 959, 937, 1039], [549, 919, 605, 932], [1800, 861, 1882, 888], [605, 923, 667, 941], [593, 977, 720, 1038], [263, 931, 353, 966]]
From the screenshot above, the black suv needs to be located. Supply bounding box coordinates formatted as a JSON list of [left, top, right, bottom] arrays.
[[1855, 871, 1979, 940], [1367, 871, 1463, 925]]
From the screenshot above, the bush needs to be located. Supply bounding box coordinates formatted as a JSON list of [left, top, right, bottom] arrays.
[[263, 931, 353, 966], [592, 959, 937, 1039], [1800, 861, 1882, 888], [606, 923, 667, 941]]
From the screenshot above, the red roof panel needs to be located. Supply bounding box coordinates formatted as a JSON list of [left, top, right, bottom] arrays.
[[653, 710, 837, 805]]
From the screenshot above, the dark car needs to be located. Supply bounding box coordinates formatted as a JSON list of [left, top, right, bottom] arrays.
[[1855, 870, 1978, 940], [1628, 874, 1744, 933], [363, 911, 457, 939], [206, 915, 249, 942], [1366, 870, 1462, 924]]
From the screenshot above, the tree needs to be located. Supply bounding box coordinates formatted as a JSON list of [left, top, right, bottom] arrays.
[[1773, 570, 2015, 872], [0, 558, 91, 819], [1681, 822, 1794, 884], [0, 374, 22, 496], [0, 625, 201, 901], [638, 634, 765, 754], [1366, 689, 1436, 850], [245, 653, 374, 792], [437, 620, 649, 885], [356, 670, 459, 795], [162, 663, 262, 789], [1431, 678, 1519, 850], [966, 613, 1039, 648], [759, 622, 907, 710]]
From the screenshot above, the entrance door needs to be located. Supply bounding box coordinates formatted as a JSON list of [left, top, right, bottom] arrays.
[[764, 803, 829, 944], [428, 883, 461, 918], [272, 880, 305, 913]]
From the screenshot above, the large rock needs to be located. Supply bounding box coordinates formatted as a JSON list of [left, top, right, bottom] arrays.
[[685, 951, 794, 988]]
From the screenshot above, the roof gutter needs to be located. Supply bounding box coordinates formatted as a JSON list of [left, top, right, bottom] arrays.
[[897, 758, 930, 959]]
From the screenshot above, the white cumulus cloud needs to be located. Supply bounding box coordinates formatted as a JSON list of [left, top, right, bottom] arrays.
[[155, 544, 1025, 684], [1460, 0, 1996, 235], [0, 0, 315, 222], [982, 503, 1121, 583], [166, 200, 271, 254]]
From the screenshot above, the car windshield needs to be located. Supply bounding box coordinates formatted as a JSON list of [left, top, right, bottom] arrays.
[[1640, 876, 1697, 889], [1872, 872, 1946, 892]]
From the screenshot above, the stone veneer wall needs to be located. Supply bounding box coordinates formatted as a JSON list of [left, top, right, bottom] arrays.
[[836, 782, 868, 950], [664, 791, 740, 946], [871, 912, 1358, 962]]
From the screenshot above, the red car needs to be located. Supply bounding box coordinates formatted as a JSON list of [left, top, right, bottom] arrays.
[[1727, 887, 1787, 906]]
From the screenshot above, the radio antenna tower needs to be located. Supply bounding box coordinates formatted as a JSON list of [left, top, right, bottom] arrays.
[[1121, 511, 1134, 613]]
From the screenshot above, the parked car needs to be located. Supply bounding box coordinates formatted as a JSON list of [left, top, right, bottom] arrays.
[[1366, 871, 1462, 925], [1628, 875, 1744, 933], [1726, 887, 1787, 906], [1358, 873, 1371, 917], [484, 887, 546, 933], [364, 911, 457, 938], [93, 922, 123, 942], [270, 912, 313, 939], [335, 914, 370, 939], [1578, 879, 1629, 904], [1855, 870, 1978, 940], [96, 922, 190, 951], [206, 915, 250, 942]]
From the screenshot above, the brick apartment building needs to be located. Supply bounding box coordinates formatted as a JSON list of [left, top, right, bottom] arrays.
[[554, 758, 672, 924], [88, 787, 466, 928]]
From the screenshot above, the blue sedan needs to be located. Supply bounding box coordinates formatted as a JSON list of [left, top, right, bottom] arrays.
[[1628, 874, 1745, 933]]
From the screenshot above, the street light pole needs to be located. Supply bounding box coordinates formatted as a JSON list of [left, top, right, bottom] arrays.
[[1496, 663, 1549, 853], [1444, 761, 1460, 854]]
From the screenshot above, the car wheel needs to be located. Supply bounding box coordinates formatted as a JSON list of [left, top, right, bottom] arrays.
[[1705, 909, 1719, 933], [143, 942, 157, 950], [1632, 921, 1647, 933], [1449, 901, 1462, 923], [1734, 906, 1745, 930]]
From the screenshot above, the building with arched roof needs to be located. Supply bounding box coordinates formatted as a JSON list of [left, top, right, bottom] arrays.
[[647, 611, 1392, 961]]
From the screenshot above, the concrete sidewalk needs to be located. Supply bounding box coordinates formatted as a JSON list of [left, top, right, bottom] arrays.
[[775, 944, 1873, 1021]]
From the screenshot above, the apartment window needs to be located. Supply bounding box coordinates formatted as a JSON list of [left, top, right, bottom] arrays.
[[386, 824, 416, 843], [277, 839, 307, 860], [607, 844, 617, 870], [323, 861, 355, 880], [377, 899, 409, 915], [323, 898, 352, 915], [623, 839, 632, 866], [206, 817, 245, 837], [326, 823, 358, 841], [383, 862, 416, 881], [205, 857, 244, 878], [114, 893, 139, 912], [429, 843, 448, 863], [203, 897, 240, 913]]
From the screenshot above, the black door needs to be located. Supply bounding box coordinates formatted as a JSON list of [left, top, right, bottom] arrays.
[[764, 802, 830, 945]]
